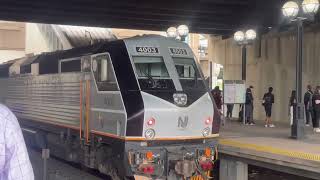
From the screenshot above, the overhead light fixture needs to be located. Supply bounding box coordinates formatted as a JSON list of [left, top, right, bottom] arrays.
[[233, 31, 245, 43], [177, 25, 189, 38], [282, 1, 300, 19], [302, 0, 320, 15], [245, 29, 257, 41], [166, 27, 177, 38], [167, 25, 189, 41]]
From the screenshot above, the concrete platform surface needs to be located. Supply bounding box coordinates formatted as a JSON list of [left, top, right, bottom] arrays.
[[219, 120, 320, 179]]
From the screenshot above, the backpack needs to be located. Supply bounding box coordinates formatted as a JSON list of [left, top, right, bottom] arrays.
[[308, 93, 313, 110], [263, 93, 272, 106]]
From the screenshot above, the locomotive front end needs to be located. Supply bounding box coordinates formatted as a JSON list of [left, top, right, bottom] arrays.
[[126, 139, 218, 179], [123, 35, 220, 179]]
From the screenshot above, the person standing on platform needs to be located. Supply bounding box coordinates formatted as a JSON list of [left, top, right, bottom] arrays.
[[289, 90, 297, 126], [249, 85, 254, 110], [304, 85, 313, 126], [226, 104, 234, 119], [262, 87, 275, 127], [211, 86, 223, 125], [312, 86, 320, 133], [245, 88, 255, 125]]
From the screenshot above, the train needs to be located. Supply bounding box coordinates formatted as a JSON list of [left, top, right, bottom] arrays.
[[0, 35, 220, 179]]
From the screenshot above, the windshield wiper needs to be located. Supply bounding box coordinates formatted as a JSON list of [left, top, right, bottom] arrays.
[[193, 65, 198, 87], [139, 68, 155, 88]]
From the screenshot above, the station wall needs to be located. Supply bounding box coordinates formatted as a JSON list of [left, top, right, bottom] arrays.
[[0, 21, 25, 62], [209, 30, 320, 124]]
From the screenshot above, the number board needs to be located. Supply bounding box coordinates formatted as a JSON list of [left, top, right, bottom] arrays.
[[169, 48, 188, 55], [136, 46, 159, 54]]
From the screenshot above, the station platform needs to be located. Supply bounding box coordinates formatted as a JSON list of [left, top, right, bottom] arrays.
[[219, 120, 320, 180]]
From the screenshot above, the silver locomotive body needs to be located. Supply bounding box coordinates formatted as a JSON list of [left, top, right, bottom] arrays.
[[0, 35, 220, 179]]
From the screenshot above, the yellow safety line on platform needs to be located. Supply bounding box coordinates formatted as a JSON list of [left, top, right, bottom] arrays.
[[219, 139, 320, 162]]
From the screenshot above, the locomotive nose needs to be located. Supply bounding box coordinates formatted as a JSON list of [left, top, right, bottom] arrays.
[[141, 92, 214, 139]]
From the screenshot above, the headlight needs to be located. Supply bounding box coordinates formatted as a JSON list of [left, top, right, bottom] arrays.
[[202, 127, 211, 137], [145, 129, 156, 139], [173, 93, 187, 106]]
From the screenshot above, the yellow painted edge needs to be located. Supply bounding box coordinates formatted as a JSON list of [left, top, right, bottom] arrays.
[[219, 139, 320, 162]]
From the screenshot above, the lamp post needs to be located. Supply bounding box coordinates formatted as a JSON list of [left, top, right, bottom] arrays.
[[233, 29, 256, 125], [282, 0, 319, 139], [166, 25, 189, 41], [233, 29, 257, 81]]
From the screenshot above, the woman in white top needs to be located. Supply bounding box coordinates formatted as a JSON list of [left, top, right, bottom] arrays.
[[289, 90, 296, 126]]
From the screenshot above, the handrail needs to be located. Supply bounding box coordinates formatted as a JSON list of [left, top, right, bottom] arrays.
[[85, 80, 90, 143], [79, 80, 83, 143]]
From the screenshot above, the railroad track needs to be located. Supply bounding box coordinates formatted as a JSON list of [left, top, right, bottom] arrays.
[[27, 148, 110, 180]]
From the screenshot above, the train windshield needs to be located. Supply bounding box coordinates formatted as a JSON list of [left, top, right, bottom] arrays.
[[132, 56, 175, 90], [173, 57, 206, 91]]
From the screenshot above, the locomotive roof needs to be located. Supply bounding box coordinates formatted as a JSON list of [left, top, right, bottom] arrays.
[[30, 34, 176, 61], [0, 35, 186, 75]]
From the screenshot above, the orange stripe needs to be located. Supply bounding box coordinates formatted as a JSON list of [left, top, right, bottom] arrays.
[[79, 132, 219, 142], [85, 80, 90, 143], [91, 130, 124, 140], [125, 134, 219, 141], [79, 80, 83, 142]]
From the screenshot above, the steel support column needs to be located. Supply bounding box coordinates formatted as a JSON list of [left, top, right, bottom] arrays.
[[241, 45, 247, 125], [291, 18, 305, 140], [241, 46, 247, 81]]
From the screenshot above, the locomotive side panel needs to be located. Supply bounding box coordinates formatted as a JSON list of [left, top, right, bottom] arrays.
[[89, 91, 126, 136], [88, 52, 127, 137], [0, 78, 8, 103], [6, 73, 82, 127]]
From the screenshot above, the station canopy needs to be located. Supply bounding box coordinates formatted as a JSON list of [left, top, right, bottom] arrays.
[[0, 0, 288, 35]]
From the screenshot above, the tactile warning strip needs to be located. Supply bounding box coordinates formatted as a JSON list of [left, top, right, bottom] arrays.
[[219, 139, 320, 162]]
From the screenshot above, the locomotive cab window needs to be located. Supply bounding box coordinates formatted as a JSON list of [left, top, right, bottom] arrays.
[[92, 53, 118, 91], [175, 64, 196, 78], [133, 56, 174, 90], [173, 57, 205, 90], [59, 58, 81, 73]]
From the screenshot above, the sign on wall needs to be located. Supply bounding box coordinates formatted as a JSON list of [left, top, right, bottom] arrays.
[[223, 80, 246, 104]]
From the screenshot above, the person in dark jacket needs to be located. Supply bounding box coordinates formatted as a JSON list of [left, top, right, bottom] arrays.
[[212, 86, 223, 125], [263, 87, 275, 127], [312, 86, 320, 133], [245, 88, 255, 125], [212, 86, 222, 111], [304, 85, 313, 126]]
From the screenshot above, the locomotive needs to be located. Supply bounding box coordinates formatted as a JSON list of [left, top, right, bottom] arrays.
[[0, 35, 220, 179]]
